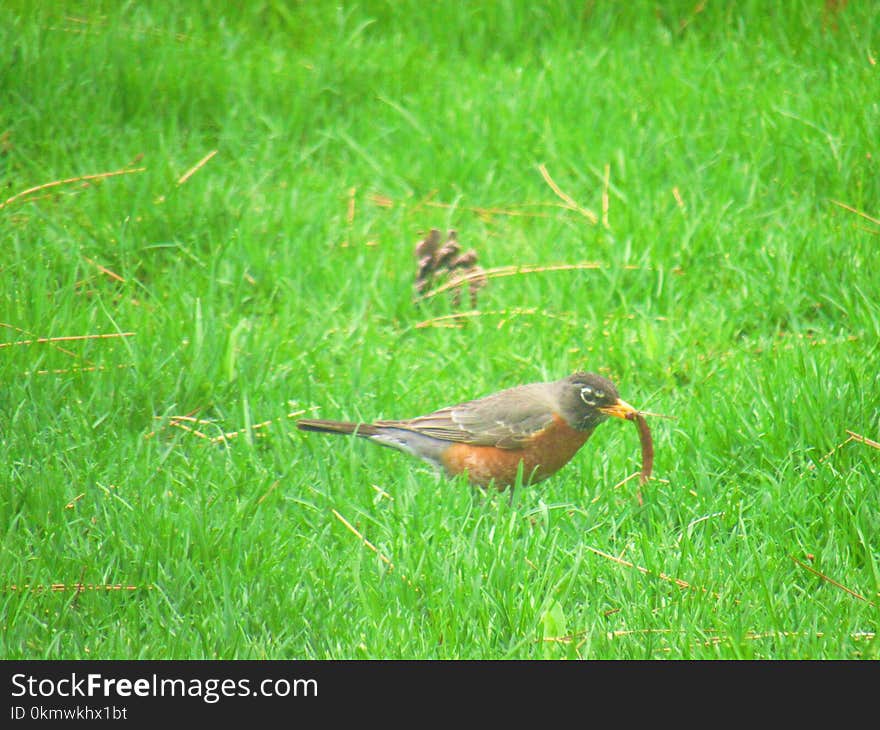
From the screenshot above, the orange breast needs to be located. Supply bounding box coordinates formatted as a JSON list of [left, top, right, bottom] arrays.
[[440, 414, 593, 488]]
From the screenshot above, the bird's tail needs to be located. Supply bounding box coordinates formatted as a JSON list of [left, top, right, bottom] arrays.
[[297, 419, 379, 438]]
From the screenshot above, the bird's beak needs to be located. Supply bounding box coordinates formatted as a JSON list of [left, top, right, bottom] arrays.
[[599, 398, 639, 421]]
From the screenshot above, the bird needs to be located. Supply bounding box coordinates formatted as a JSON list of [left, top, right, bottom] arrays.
[[297, 372, 640, 488]]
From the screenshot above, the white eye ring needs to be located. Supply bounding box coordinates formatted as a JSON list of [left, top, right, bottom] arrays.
[[595, 389, 605, 399], [580, 386, 597, 406]]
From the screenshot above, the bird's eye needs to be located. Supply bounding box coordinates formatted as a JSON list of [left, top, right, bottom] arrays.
[[579, 386, 597, 406]]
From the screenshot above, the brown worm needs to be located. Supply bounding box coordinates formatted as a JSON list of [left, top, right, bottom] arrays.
[[624, 412, 653, 505], [634, 413, 654, 485]]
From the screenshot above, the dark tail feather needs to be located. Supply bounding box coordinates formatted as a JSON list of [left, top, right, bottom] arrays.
[[297, 419, 379, 438]]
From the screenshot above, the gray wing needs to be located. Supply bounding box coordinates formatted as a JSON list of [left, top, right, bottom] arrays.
[[375, 382, 557, 449]]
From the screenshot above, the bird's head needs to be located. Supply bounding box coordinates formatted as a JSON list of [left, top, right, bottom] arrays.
[[558, 372, 639, 431]]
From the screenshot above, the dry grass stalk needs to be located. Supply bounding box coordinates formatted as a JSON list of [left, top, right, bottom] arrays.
[[418, 261, 605, 301], [331, 509, 419, 592], [82, 256, 126, 283], [602, 628, 875, 644], [0, 322, 136, 377], [601, 163, 611, 229], [540, 626, 877, 649], [812, 428, 880, 468], [537, 163, 598, 224], [2, 583, 146, 593], [65, 493, 86, 509], [372, 184, 603, 224], [368, 192, 394, 208], [209, 418, 277, 444], [420, 199, 560, 220], [165, 419, 213, 441], [147, 409, 308, 442], [177, 149, 217, 185], [370, 484, 393, 501], [829, 199, 880, 227], [790, 555, 875, 606], [672, 186, 686, 211], [25, 364, 132, 377], [846, 429, 880, 450], [257, 480, 281, 504], [0, 166, 146, 210], [415, 307, 578, 330], [1, 331, 135, 349], [593, 471, 642, 504], [346, 186, 357, 224], [584, 544, 723, 600]]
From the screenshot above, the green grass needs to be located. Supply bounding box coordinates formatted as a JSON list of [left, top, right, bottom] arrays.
[[2, 1, 878, 659]]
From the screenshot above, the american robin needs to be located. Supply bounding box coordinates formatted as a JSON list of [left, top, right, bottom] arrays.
[[297, 372, 640, 488]]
